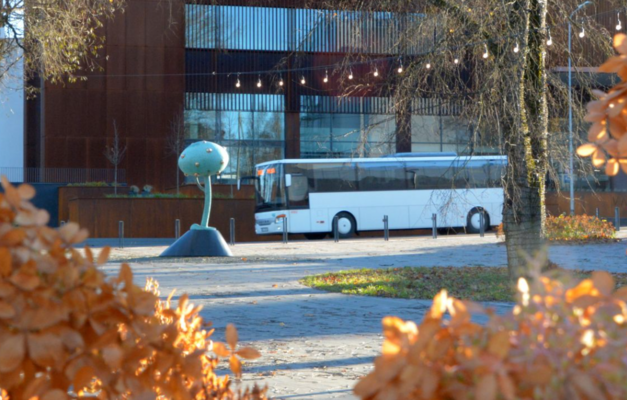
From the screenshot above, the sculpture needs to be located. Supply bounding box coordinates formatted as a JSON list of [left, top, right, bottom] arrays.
[[160, 141, 233, 257]]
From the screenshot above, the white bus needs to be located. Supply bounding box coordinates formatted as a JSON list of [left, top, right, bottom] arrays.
[[245, 154, 506, 239]]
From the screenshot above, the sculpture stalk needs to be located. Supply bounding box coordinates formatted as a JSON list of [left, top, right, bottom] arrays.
[[200, 175, 212, 228]]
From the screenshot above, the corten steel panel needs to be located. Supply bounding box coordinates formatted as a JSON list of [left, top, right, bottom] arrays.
[[44, 138, 68, 168], [125, 138, 148, 186], [107, 7, 127, 46], [106, 46, 127, 92], [43, 89, 64, 138], [106, 92, 130, 133], [84, 91, 107, 137], [143, 138, 165, 186], [145, 97, 166, 137], [59, 186, 131, 223], [125, 92, 149, 138], [145, 4, 166, 48], [86, 138, 109, 169], [145, 46, 165, 92], [125, 46, 147, 92], [66, 138, 88, 169], [165, 48, 185, 93], [125, 1, 146, 47]]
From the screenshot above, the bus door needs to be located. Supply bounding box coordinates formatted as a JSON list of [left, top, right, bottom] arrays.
[[285, 169, 312, 233]]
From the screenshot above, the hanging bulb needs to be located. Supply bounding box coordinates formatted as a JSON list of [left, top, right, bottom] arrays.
[[454, 56, 459, 64], [617, 13, 622, 31], [547, 28, 553, 46], [348, 69, 354, 80], [397, 58, 403, 74], [483, 44, 489, 59], [257, 75, 262, 88], [426, 62, 431, 69], [300, 76, 306, 85], [514, 42, 519, 53], [278, 76, 284, 86], [579, 26, 585, 38], [235, 75, 241, 88], [373, 67, 379, 77], [323, 70, 329, 83]]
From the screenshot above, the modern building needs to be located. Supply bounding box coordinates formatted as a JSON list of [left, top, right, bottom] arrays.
[[9, 0, 627, 191], [0, 32, 24, 181]]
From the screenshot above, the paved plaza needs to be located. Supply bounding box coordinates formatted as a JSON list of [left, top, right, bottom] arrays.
[[93, 233, 627, 399]]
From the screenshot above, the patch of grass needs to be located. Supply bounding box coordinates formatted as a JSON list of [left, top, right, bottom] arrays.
[[300, 266, 627, 302]]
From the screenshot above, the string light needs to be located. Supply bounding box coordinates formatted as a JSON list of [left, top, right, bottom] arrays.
[[547, 28, 553, 46], [373, 67, 379, 77], [426, 61, 431, 69], [300, 76, 306, 85], [348, 69, 354, 80], [278, 75, 284, 86], [513, 41, 520, 53], [323, 70, 329, 83], [454, 56, 459, 64], [256, 75, 262, 88], [579, 26, 585, 38], [483, 44, 489, 59], [617, 12, 622, 31], [235, 73, 241, 88], [397, 58, 403, 74]]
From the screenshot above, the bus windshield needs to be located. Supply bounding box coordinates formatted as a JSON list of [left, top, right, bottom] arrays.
[[255, 164, 285, 211]]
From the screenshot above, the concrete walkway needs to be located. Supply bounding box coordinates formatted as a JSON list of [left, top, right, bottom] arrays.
[[96, 233, 627, 399]]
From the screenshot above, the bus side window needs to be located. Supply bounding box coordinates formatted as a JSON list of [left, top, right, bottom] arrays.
[[287, 174, 309, 205]]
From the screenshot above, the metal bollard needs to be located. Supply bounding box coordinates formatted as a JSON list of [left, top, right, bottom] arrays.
[[229, 218, 235, 246], [383, 215, 389, 241], [432, 214, 437, 239], [480, 211, 485, 237], [118, 221, 124, 249], [282, 217, 288, 244], [175, 219, 180, 240], [596, 208, 600, 219], [333, 215, 339, 243], [616, 207, 621, 231]]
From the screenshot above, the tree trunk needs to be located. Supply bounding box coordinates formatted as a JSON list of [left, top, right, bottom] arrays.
[[503, 0, 549, 279]]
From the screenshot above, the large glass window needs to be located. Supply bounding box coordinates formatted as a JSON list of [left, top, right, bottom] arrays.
[[406, 161, 455, 190], [185, 94, 285, 181], [311, 163, 358, 192], [357, 162, 407, 191], [255, 164, 285, 212]]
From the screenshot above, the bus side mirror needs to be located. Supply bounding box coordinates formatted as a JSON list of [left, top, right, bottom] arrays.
[[285, 174, 292, 187]]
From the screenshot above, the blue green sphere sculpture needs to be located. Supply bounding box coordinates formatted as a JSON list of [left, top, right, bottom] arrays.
[[160, 141, 233, 257]]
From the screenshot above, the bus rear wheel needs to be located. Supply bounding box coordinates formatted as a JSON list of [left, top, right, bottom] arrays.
[[333, 212, 356, 239], [467, 209, 489, 234], [304, 233, 327, 240]]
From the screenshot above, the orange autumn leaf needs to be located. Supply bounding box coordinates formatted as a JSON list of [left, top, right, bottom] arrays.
[[225, 324, 238, 350], [212, 342, 231, 358], [0, 334, 25, 373], [236, 347, 262, 360]]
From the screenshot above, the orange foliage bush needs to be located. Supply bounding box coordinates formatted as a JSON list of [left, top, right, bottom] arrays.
[[577, 33, 627, 173], [354, 271, 627, 400], [545, 214, 616, 242], [0, 177, 266, 400]]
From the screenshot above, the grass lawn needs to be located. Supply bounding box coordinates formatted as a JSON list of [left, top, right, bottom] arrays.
[[300, 266, 627, 302]]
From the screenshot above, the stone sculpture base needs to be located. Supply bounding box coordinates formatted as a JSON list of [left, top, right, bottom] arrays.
[[160, 228, 233, 257]]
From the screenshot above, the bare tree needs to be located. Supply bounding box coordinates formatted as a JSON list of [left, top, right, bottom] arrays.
[[284, 0, 614, 276], [166, 111, 186, 195], [104, 120, 127, 195]]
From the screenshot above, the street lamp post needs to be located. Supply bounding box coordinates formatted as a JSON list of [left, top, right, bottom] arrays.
[[568, 0, 593, 216]]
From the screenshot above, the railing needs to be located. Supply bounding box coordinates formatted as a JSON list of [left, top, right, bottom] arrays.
[[0, 167, 127, 184]]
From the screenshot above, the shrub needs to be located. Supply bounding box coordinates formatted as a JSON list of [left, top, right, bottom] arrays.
[[546, 214, 616, 242], [66, 181, 111, 187], [354, 270, 627, 400], [0, 177, 266, 399]]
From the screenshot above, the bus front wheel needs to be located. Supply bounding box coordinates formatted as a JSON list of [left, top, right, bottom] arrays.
[[333, 212, 356, 239], [467, 209, 489, 234]]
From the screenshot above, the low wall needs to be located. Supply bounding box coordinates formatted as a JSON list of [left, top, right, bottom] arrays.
[[68, 197, 270, 242], [59, 186, 130, 224], [546, 192, 627, 218]]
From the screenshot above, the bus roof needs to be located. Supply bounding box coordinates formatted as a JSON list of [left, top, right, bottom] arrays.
[[255, 155, 507, 168]]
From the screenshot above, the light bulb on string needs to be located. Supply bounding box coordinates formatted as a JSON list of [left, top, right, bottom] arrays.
[[348, 69, 354, 80], [579, 26, 585, 38], [454, 56, 459, 64], [513, 42, 519, 53], [397, 58, 403, 74], [373, 67, 379, 77], [426, 61, 431, 69], [547, 28, 553, 46], [278, 75, 284, 87], [257, 75, 262, 88], [483, 44, 489, 59], [617, 12, 622, 31], [323, 70, 329, 83], [235, 74, 241, 88], [300, 76, 306, 85]]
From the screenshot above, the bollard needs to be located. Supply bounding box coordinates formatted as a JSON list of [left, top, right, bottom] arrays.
[[432, 214, 437, 239], [333, 215, 339, 243], [230, 218, 235, 245], [282, 217, 288, 244], [480, 211, 485, 237], [383, 215, 389, 241], [175, 219, 180, 240], [118, 221, 124, 249], [596, 208, 600, 219], [616, 207, 621, 231]]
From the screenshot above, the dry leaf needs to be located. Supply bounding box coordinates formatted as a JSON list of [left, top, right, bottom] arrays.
[[475, 374, 497, 400], [212, 342, 231, 358], [236, 347, 261, 360], [97, 246, 111, 265], [229, 355, 242, 377], [226, 324, 238, 350], [576, 143, 598, 157], [0, 334, 25, 373], [592, 271, 615, 296]]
